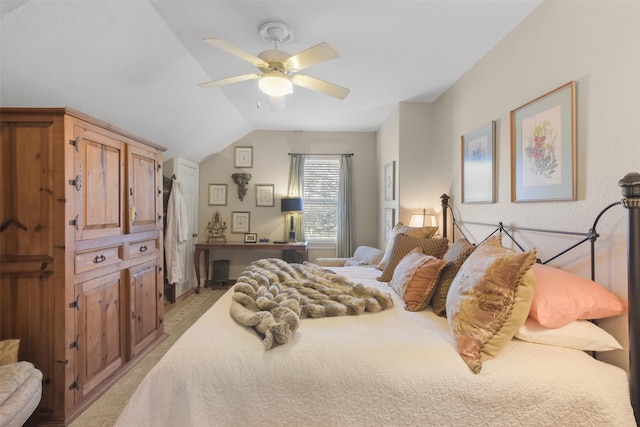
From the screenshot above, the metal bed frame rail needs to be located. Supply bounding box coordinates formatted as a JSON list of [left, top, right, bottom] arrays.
[[440, 172, 640, 423]]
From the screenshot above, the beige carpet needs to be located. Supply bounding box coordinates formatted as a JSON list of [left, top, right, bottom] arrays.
[[69, 287, 227, 427]]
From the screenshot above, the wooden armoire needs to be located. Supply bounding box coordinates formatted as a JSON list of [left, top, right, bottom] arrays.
[[0, 108, 167, 425]]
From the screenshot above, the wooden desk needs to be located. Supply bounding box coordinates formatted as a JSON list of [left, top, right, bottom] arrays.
[[193, 241, 308, 293]]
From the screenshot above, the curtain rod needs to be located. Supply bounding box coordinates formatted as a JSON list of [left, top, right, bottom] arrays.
[[288, 153, 353, 156]]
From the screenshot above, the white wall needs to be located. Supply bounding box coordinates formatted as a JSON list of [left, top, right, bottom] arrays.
[[198, 130, 377, 279], [384, 0, 639, 371]]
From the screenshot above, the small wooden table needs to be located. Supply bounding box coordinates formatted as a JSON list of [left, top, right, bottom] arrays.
[[193, 241, 308, 293]]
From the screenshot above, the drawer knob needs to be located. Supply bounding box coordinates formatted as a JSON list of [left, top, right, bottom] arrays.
[[139, 245, 148, 252], [94, 254, 106, 263]]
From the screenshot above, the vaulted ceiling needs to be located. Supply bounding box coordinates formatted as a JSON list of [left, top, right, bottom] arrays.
[[1, 1, 541, 162]]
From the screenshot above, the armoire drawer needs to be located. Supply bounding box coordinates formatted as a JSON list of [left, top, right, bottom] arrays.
[[75, 245, 123, 274], [128, 238, 159, 259]]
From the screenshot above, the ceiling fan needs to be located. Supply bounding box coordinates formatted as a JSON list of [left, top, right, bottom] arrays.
[[199, 21, 350, 101]]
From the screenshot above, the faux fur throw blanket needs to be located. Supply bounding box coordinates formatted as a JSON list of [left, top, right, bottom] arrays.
[[230, 258, 394, 349]]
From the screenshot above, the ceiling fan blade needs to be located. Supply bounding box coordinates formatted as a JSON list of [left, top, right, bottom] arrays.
[[199, 73, 261, 88], [283, 42, 339, 72], [202, 38, 270, 69], [291, 74, 350, 100]]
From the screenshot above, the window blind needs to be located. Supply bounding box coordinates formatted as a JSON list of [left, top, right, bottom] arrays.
[[303, 158, 340, 239]]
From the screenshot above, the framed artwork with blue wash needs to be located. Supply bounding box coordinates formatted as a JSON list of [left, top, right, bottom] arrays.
[[511, 81, 576, 202], [461, 121, 496, 203]]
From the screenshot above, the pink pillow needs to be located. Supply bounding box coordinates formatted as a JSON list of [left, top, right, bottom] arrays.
[[529, 263, 628, 328]]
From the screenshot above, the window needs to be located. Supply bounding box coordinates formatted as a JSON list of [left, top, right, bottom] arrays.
[[302, 157, 340, 240]]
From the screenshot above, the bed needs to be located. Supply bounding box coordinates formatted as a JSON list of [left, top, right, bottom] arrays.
[[116, 173, 640, 426]]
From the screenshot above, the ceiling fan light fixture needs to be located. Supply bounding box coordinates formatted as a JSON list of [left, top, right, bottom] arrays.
[[259, 73, 293, 97]]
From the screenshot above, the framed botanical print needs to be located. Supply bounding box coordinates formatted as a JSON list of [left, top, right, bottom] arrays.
[[234, 146, 253, 168], [511, 81, 576, 202], [255, 184, 274, 207], [208, 184, 227, 206], [384, 208, 395, 242], [461, 121, 496, 203], [231, 211, 250, 233], [384, 161, 395, 201]]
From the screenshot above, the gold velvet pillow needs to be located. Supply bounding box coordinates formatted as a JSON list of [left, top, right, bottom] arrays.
[[377, 234, 448, 282], [377, 222, 439, 270], [446, 236, 536, 374], [389, 247, 450, 311], [432, 239, 476, 317], [0, 339, 20, 366]]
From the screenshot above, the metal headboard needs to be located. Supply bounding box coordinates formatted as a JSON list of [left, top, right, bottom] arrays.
[[441, 193, 620, 281], [441, 172, 640, 423]]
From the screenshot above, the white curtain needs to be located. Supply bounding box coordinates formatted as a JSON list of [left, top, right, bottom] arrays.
[[287, 154, 305, 241], [337, 155, 354, 257]]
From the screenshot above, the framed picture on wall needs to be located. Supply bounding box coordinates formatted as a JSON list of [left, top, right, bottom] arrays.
[[208, 184, 227, 206], [255, 184, 274, 207], [384, 161, 395, 201], [231, 211, 250, 233], [234, 146, 253, 168], [384, 208, 395, 242], [461, 121, 496, 203], [511, 81, 576, 202]]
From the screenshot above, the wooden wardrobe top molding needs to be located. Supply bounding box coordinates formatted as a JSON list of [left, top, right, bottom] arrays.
[[0, 106, 167, 152]]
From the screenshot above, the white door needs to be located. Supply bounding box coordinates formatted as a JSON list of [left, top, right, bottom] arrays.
[[164, 157, 199, 297]]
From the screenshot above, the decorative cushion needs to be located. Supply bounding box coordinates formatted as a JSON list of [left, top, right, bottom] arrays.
[[528, 263, 627, 328], [431, 239, 476, 317], [343, 259, 368, 267], [0, 340, 20, 366], [377, 222, 439, 270], [351, 246, 385, 266], [389, 247, 450, 311], [377, 235, 448, 282], [515, 318, 623, 352], [316, 246, 385, 268], [446, 236, 537, 373]]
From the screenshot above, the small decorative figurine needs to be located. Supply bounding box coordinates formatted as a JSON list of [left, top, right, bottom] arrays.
[[206, 210, 227, 243], [231, 172, 252, 201]]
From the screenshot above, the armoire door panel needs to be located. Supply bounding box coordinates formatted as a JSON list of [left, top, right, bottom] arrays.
[[74, 271, 125, 400], [0, 121, 54, 258], [73, 125, 125, 241], [0, 274, 55, 410], [127, 145, 160, 234], [128, 260, 161, 358]]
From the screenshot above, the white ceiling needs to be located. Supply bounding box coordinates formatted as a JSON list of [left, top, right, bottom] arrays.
[[1, 0, 541, 163]]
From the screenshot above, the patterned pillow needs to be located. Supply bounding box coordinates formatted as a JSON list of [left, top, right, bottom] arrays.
[[432, 239, 476, 317], [0, 339, 20, 366], [389, 247, 450, 311], [377, 222, 439, 270], [377, 234, 448, 282], [446, 236, 537, 374]]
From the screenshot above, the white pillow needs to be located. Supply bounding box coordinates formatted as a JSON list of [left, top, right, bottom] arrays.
[[515, 318, 622, 352]]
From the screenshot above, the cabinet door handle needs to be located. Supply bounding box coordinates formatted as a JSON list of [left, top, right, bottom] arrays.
[[139, 245, 148, 253], [68, 175, 82, 192], [94, 254, 106, 263]]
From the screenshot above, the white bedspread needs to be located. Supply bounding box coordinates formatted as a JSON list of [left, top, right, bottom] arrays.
[[116, 266, 636, 427]]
